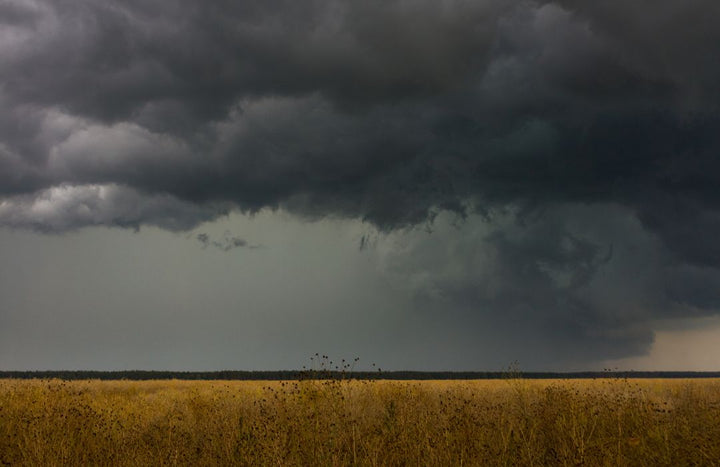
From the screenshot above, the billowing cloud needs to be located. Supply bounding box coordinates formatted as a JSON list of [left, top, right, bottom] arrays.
[[0, 0, 717, 235], [2, 0, 720, 364], [0, 184, 227, 232], [374, 204, 720, 366]]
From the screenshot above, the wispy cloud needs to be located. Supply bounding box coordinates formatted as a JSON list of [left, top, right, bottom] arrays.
[[196, 231, 260, 252]]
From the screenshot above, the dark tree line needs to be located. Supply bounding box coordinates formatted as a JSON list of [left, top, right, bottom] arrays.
[[1, 370, 720, 381]]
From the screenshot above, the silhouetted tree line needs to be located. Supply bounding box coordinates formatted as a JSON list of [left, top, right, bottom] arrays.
[[1, 370, 719, 380]]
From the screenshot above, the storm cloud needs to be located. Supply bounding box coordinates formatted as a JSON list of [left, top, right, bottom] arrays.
[[2, 0, 720, 366]]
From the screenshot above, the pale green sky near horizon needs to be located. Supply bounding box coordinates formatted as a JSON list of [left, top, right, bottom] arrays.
[[2, 210, 719, 372]]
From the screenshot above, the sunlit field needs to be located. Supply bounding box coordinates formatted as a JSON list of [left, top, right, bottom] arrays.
[[2, 378, 720, 465]]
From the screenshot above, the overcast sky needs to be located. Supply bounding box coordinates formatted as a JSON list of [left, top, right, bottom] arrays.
[[2, 0, 720, 371]]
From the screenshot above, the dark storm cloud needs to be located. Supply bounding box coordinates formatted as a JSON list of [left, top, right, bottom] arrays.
[[1, 0, 718, 233], [0, 0, 717, 215], [3, 0, 720, 363], [377, 205, 720, 367]]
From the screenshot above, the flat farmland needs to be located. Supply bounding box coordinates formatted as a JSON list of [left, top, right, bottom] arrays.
[[1, 378, 720, 465]]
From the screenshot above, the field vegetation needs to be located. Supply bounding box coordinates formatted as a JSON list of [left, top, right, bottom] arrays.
[[1, 376, 720, 465]]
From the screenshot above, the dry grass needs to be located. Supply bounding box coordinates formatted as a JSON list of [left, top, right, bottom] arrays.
[[1, 377, 720, 465]]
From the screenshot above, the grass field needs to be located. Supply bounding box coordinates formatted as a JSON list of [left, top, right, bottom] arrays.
[[1, 377, 720, 465]]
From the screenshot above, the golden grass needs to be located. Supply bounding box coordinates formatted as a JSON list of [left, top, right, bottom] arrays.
[[1, 378, 720, 465]]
